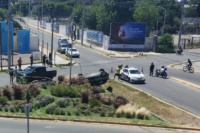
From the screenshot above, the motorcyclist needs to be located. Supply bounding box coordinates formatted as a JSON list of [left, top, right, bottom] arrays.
[[177, 45, 183, 55], [160, 66, 165, 75], [187, 59, 192, 70]]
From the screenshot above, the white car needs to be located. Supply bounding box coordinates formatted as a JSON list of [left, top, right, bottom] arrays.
[[66, 48, 80, 58], [120, 67, 145, 83]]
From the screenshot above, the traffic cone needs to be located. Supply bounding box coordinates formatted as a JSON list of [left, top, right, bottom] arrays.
[[111, 67, 113, 73], [141, 67, 143, 73]]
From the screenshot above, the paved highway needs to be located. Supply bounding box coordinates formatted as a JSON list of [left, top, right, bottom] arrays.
[[0, 118, 198, 133], [21, 20, 200, 117]]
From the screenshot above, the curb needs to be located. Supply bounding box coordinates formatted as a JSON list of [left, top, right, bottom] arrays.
[[109, 55, 132, 58], [170, 77, 200, 90], [0, 115, 200, 131]]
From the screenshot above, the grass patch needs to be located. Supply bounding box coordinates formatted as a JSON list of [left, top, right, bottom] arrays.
[[101, 79, 200, 127]]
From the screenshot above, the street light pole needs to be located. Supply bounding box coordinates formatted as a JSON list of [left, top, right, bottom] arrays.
[[7, 0, 11, 69], [178, 0, 185, 48], [50, 8, 54, 64], [81, 0, 85, 45], [159, 7, 166, 36]]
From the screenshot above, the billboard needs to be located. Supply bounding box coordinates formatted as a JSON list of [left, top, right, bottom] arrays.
[[0, 22, 14, 54], [110, 22, 146, 49], [66, 25, 70, 35], [87, 30, 103, 45], [18, 30, 30, 53]]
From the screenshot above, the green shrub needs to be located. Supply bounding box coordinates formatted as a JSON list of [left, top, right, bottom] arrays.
[[57, 98, 69, 108], [26, 90, 32, 103], [155, 33, 175, 53], [67, 111, 71, 116], [10, 107, 15, 113], [100, 111, 106, 117], [12, 85, 25, 100], [0, 97, 8, 105], [29, 84, 40, 97], [54, 108, 61, 115], [45, 103, 58, 114], [81, 91, 89, 103], [4, 107, 9, 112], [60, 109, 65, 115], [41, 84, 47, 89], [108, 112, 114, 117], [15, 107, 20, 112], [50, 84, 78, 98], [125, 112, 132, 118], [75, 111, 80, 116], [3, 87, 13, 100], [90, 99, 101, 108], [46, 81, 56, 86], [113, 96, 129, 109]]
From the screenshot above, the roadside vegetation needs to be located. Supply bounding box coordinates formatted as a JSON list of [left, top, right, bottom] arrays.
[[0, 75, 200, 127]]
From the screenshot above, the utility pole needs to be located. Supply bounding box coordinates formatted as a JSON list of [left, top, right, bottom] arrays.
[[7, 0, 11, 69], [178, 0, 185, 48], [81, 0, 85, 45], [50, 8, 54, 64]]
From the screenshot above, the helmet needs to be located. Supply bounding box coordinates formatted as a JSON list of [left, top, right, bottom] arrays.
[[162, 66, 164, 68]]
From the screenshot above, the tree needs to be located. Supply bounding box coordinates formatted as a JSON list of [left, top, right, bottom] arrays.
[[85, 6, 97, 30], [156, 33, 175, 53], [196, 3, 200, 17], [0, 8, 7, 21], [133, 1, 158, 35]]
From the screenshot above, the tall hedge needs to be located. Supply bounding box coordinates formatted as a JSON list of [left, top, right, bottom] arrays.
[[156, 33, 175, 53]]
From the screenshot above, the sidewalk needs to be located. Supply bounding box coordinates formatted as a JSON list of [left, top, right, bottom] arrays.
[[1, 45, 72, 71], [21, 18, 160, 58]]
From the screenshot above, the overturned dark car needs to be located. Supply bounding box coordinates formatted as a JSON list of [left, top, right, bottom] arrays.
[[84, 69, 109, 85]]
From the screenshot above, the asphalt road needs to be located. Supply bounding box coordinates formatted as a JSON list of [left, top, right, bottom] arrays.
[[25, 22, 200, 117], [0, 118, 198, 133]]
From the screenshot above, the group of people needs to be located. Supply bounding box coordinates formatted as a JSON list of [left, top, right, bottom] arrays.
[[42, 52, 52, 67], [113, 58, 193, 80]]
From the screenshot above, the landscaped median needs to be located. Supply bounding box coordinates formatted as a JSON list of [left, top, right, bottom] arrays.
[[0, 77, 200, 130]]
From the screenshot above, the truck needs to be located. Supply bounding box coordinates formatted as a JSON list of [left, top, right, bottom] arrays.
[[17, 66, 57, 83]]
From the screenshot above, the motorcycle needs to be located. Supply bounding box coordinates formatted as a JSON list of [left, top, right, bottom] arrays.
[[155, 68, 167, 79]]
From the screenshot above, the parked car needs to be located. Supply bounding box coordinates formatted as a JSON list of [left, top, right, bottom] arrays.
[[57, 38, 71, 54], [66, 48, 80, 58], [17, 66, 57, 83], [120, 67, 145, 84], [85, 69, 109, 85], [58, 38, 68, 45]]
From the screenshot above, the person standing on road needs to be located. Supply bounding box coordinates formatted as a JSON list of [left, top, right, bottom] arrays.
[[9, 68, 14, 83], [42, 54, 46, 66], [149, 62, 154, 76], [49, 52, 52, 61], [30, 54, 33, 66], [18, 57, 22, 70], [114, 65, 123, 80]]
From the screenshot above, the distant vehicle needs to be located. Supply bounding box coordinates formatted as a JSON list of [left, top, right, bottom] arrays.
[[66, 48, 80, 58], [85, 69, 109, 85], [120, 67, 145, 84], [17, 66, 57, 83], [57, 38, 71, 54], [57, 43, 72, 54], [58, 38, 68, 45]]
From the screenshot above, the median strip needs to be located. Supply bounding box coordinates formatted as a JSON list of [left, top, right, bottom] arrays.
[[170, 77, 200, 90]]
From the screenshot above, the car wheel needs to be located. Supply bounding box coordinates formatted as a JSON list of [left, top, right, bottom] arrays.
[[128, 77, 131, 82], [101, 71, 106, 76]]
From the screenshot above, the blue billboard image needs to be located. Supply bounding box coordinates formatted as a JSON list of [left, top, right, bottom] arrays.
[[87, 30, 103, 45], [110, 22, 146, 49]]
